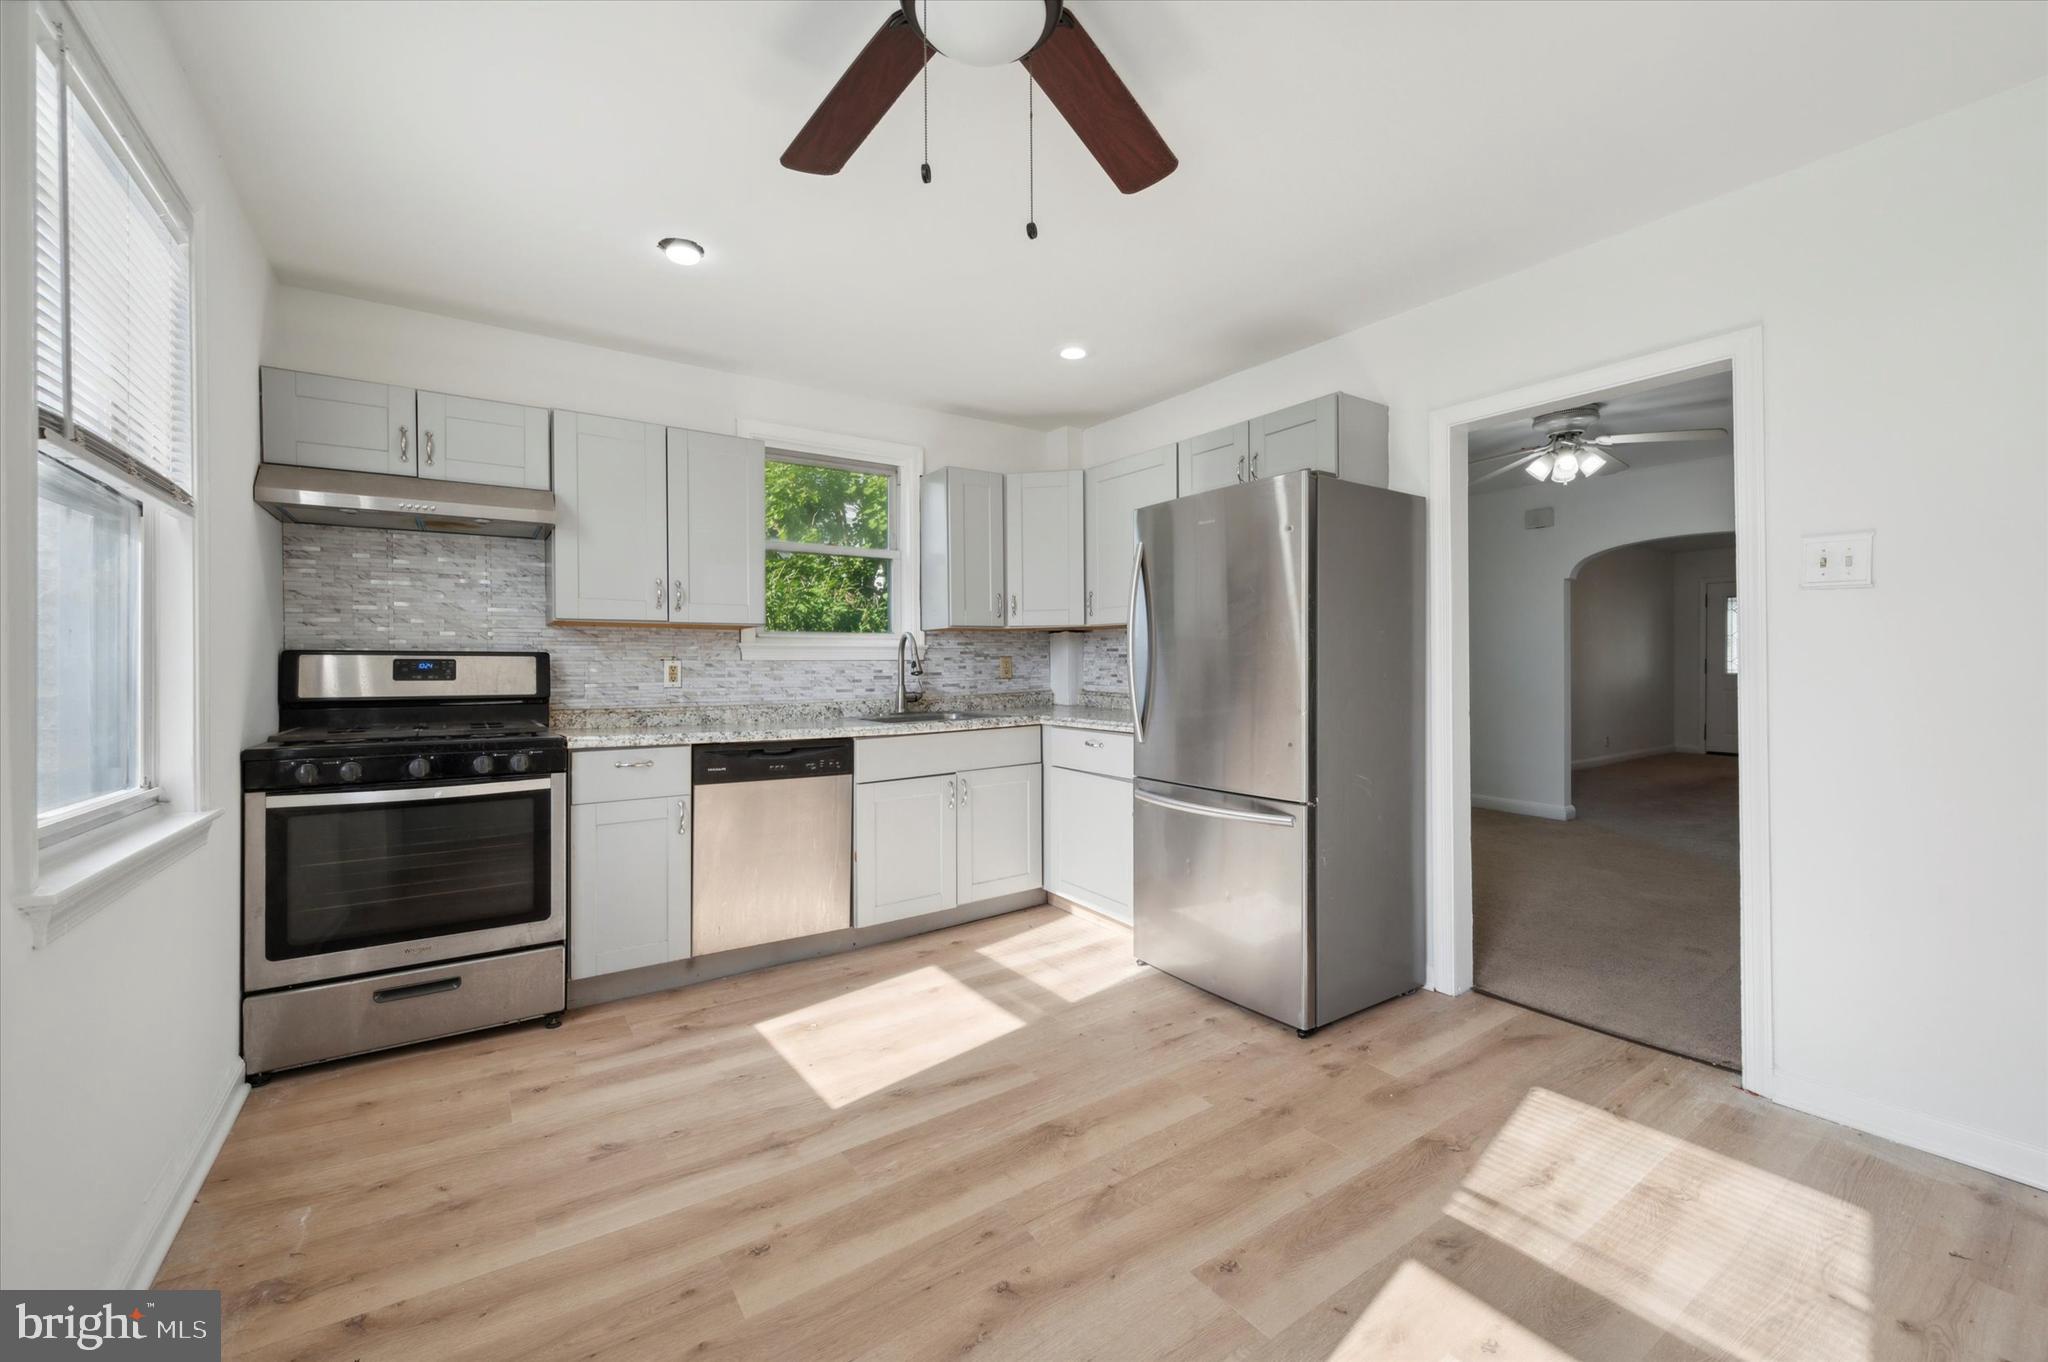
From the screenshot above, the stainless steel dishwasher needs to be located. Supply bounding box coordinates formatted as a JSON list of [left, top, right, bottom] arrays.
[[691, 740, 853, 955]]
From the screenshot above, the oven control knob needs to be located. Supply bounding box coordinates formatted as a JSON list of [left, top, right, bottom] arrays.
[[507, 751, 533, 774], [338, 761, 363, 784], [292, 762, 320, 786], [470, 754, 495, 775], [405, 756, 432, 780]]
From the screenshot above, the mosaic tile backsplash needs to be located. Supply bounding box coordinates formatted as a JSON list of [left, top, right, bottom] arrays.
[[282, 525, 1098, 710]]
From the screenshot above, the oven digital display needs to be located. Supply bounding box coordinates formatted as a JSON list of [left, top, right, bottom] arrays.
[[393, 657, 456, 681]]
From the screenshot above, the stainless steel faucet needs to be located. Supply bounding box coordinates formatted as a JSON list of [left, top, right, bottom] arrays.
[[896, 631, 924, 713]]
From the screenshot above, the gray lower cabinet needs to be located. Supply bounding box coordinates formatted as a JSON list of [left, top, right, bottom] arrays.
[[854, 773, 957, 926], [569, 792, 691, 981], [1044, 728, 1134, 923], [853, 733, 1043, 927], [958, 762, 1043, 902]]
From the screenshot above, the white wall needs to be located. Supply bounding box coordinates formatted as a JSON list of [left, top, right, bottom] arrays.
[[265, 288, 1057, 474], [1671, 545, 1738, 752], [1469, 454, 1733, 815], [1571, 545, 1676, 768], [1081, 83, 2048, 1184], [0, 1, 279, 1286]]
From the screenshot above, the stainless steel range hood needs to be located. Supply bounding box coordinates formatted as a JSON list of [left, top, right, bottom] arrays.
[[253, 463, 555, 539]]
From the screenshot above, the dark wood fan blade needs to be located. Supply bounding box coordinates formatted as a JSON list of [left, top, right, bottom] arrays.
[[1023, 9, 1177, 194], [781, 12, 931, 176]]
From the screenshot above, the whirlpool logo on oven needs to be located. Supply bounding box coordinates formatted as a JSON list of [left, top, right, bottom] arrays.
[[5, 1292, 220, 1358]]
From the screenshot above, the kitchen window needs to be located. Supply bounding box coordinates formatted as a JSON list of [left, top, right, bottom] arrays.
[[30, 1, 195, 848], [738, 425, 923, 662]]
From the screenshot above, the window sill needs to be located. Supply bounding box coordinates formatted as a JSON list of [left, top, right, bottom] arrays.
[[738, 629, 911, 663], [16, 807, 221, 948]]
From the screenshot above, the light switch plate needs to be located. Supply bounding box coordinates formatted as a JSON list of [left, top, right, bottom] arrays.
[[1801, 531, 1874, 588]]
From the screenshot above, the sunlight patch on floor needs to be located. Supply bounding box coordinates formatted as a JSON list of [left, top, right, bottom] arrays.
[[974, 914, 1146, 1003], [754, 965, 1023, 1108], [1445, 1087, 1872, 1362], [1334, 1260, 1581, 1360]]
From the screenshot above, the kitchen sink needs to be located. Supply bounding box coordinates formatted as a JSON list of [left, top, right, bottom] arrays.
[[862, 711, 979, 724]]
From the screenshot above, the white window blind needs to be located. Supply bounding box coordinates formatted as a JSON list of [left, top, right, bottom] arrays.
[[34, 5, 195, 509]]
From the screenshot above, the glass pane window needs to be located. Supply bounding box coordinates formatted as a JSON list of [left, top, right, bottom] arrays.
[[34, 10, 195, 505], [36, 455, 142, 816], [765, 552, 892, 634], [1724, 597, 1739, 675], [765, 459, 891, 549]]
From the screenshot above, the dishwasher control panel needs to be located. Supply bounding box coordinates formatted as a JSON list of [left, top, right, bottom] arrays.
[[693, 739, 853, 785]]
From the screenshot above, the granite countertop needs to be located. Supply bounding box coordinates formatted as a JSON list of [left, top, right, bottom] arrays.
[[552, 699, 1134, 752]]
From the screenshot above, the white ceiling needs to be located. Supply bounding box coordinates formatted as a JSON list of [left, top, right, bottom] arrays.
[[156, 1, 2046, 429]]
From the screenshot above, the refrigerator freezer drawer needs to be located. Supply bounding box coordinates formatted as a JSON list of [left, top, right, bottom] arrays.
[[1132, 778, 1311, 1029]]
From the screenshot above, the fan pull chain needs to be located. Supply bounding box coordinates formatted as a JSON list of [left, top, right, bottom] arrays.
[[1025, 69, 1038, 239], [919, 2, 931, 183]]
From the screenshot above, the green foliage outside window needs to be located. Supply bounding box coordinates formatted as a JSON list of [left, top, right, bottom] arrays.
[[764, 459, 893, 634]]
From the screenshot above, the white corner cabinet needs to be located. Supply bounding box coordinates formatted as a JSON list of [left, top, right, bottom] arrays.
[[260, 366, 549, 489], [922, 468, 1085, 630], [1082, 444, 1178, 627], [568, 748, 692, 981], [853, 728, 1042, 926], [549, 413, 765, 626], [1043, 726, 1134, 923]]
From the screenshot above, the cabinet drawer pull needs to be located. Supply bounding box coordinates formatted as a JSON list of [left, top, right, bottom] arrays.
[[373, 976, 461, 1004], [614, 759, 656, 769], [1083, 739, 1104, 749]]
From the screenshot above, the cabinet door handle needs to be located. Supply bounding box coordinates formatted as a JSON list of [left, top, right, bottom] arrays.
[[423, 429, 435, 467], [959, 780, 970, 805], [654, 578, 665, 610], [614, 759, 655, 769], [1249, 449, 1259, 479], [946, 779, 956, 808], [676, 796, 689, 835], [398, 425, 410, 463], [1236, 455, 1245, 484], [672, 579, 685, 608], [1010, 594, 1019, 619], [1086, 589, 1094, 618]]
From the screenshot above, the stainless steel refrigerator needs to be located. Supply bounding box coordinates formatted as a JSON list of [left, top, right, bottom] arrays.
[[1130, 470, 1424, 1034]]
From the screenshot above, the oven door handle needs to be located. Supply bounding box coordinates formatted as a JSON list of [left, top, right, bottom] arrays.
[[264, 776, 556, 809]]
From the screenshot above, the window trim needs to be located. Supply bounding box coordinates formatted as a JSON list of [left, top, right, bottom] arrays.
[[737, 422, 923, 662]]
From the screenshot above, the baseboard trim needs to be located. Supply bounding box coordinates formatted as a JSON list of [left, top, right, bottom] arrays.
[[1046, 890, 1132, 931], [1771, 1071, 2047, 1192], [1472, 794, 1575, 821], [119, 1056, 247, 1289], [1571, 745, 1676, 771]]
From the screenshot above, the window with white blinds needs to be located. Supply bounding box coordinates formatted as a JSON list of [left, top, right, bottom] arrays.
[[33, 5, 195, 509]]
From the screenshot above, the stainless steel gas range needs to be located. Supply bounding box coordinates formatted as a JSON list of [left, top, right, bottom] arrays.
[[240, 650, 569, 1080]]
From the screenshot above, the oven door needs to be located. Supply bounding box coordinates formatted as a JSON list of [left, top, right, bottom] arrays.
[[244, 774, 567, 991]]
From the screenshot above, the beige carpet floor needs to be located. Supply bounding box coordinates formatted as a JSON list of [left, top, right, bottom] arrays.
[[1473, 754, 1740, 1069]]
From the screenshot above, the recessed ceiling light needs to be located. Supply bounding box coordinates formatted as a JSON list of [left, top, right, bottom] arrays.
[[658, 237, 705, 266], [1059, 345, 1087, 361]]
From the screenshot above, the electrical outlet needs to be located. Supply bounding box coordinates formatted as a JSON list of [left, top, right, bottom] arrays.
[[661, 658, 682, 688], [998, 656, 1014, 680]]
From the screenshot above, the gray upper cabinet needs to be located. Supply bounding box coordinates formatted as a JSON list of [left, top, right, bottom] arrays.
[[1004, 470, 1084, 629], [666, 428, 765, 625], [416, 390, 550, 489], [1176, 422, 1250, 495], [260, 367, 416, 476], [1248, 393, 1389, 486], [922, 467, 1006, 629], [548, 411, 668, 623], [1083, 443, 1178, 627]]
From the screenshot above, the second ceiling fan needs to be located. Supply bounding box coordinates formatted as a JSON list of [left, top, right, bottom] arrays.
[[780, 0, 1178, 195], [1470, 404, 1729, 488]]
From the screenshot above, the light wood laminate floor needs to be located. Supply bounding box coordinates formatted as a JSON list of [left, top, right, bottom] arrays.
[[160, 906, 2046, 1361]]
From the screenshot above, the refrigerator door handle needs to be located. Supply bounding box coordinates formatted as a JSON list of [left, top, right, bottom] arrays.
[[1128, 543, 1151, 743], [1134, 787, 1298, 827]]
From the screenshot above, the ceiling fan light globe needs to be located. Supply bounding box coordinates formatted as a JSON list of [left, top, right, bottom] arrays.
[[1526, 454, 1554, 481], [1551, 450, 1580, 484], [1579, 450, 1607, 475], [920, 0, 1050, 66]]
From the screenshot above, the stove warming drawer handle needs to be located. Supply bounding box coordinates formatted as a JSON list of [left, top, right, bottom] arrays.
[[265, 776, 556, 809], [373, 976, 462, 1005]]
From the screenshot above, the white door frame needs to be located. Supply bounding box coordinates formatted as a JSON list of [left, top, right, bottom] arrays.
[[1423, 327, 1773, 1094]]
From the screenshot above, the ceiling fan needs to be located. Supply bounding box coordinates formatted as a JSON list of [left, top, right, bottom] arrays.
[[1469, 403, 1729, 489], [780, 0, 1178, 195]]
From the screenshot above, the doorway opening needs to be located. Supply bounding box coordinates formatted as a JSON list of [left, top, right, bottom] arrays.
[[1461, 368, 1742, 1068]]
